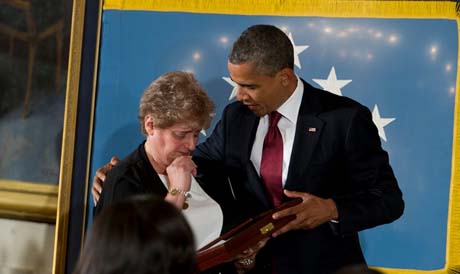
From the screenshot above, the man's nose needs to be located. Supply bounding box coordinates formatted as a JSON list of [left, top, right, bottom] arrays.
[[236, 86, 246, 101]]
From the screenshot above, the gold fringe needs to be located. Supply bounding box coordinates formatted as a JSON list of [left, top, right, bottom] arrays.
[[447, 265, 460, 274], [445, 17, 460, 271], [376, 269, 449, 274], [100, 1, 460, 273], [104, 0, 458, 19]]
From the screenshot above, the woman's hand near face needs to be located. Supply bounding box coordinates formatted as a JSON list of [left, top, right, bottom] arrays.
[[164, 156, 197, 209], [167, 155, 197, 189]]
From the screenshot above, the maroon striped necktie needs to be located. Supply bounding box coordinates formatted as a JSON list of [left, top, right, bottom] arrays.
[[260, 111, 283, 207]]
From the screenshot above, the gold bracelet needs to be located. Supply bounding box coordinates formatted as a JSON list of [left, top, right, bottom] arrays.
[[168, 187, 191, 198]]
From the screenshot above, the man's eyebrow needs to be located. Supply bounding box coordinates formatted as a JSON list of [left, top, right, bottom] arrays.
[[230, 78, 258, 88]]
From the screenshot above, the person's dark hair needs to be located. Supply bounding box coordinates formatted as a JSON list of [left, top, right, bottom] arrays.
[[73, 195, 195, 274], [228, 24, 294, 76]]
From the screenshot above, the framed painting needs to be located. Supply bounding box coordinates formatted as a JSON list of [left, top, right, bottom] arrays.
[[0, 0, 75, 223], [0, 0, 99, 273], [56, 0, 460, 274]]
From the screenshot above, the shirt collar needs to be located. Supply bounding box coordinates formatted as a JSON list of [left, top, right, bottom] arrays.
[[277, 76, 303, 125]]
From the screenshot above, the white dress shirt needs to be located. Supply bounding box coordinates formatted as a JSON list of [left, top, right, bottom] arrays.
[[250, 76, 304, 186], [158, 174, 223, 249]]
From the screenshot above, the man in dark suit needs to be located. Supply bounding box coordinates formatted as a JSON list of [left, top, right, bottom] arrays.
[[92, 24, 404, 274], [192, 24, 404, 274]]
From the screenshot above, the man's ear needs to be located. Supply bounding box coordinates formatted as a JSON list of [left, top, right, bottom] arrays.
[[144, 115, 155, 136], [279, 68, 295, 86]]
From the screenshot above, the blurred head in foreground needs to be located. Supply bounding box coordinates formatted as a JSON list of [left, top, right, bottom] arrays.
[[74, 195, 195, 274]]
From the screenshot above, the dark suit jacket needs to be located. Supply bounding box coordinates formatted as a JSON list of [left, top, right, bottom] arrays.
[[193, 80, 404, 274], [94, 142, 168, 216]]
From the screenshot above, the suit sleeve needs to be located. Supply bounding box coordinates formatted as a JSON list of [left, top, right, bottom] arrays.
[[193, 107, 250, 232], [193, 105, 229, 183], [333, 105, 404, 234]]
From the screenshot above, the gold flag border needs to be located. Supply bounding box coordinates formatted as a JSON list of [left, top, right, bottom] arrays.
[[103, 0, 459, 19]]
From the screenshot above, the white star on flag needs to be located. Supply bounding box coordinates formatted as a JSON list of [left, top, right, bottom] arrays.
[[312, 66, 352, 96], [372, 104, 395, 142], [288, 32, 309, 69], [223, 76, 238, 100], [200, 129, 207, 136]]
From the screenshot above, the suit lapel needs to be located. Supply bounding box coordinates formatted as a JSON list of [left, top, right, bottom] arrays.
[[285, 115, 324, 189], [285, 81, 324, 190], [240, 111, 272, 208]]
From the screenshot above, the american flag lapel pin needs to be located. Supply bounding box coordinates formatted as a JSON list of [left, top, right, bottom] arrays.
[[308, 127, 317, 133]]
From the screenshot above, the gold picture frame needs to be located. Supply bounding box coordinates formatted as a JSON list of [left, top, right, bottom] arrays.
[[0, 180, 57, 223], [53, 0, 103, 273]]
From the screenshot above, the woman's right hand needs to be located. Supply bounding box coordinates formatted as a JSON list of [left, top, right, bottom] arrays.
[[164, 156, 197, 209]]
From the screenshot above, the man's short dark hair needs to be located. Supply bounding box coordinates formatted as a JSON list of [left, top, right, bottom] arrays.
[[228, 24, 294, 76]]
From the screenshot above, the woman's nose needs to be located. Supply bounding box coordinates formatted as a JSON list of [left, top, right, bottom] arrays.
[[185, 135, 197, 151]]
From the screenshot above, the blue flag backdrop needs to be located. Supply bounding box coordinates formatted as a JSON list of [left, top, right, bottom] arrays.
[[88, 1, 460, 273]]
